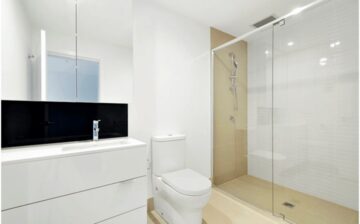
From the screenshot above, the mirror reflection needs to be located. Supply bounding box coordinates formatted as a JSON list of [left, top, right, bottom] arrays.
[[1, 0, 133, 103], [77, 0, 133, 103]]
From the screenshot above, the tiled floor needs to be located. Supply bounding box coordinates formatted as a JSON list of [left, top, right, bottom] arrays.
[[217, 175, 359, 224], [148, 188, 287, 224], [148, 211, 165, 224]]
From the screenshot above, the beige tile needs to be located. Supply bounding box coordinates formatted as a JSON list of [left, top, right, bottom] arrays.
[[218, 175, 273, 211], [147, 215, 156, 224], [148, 210, 167, 224], [217, 175, 359, 224], [147, 198, 154, 212], [212, 28, 248, 186], [210, 27, 235, 49], [148, 188, 286, 224], [204, 189, 284, 224], [235, 129, 247, 176]]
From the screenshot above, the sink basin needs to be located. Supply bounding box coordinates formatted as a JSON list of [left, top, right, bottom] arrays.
[[62, 139, 129, 151]]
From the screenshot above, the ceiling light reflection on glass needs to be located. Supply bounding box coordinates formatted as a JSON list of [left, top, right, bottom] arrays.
[[319, 57, 328, 66], [290, 7, 304, 16], [330, 41, 341, 48]]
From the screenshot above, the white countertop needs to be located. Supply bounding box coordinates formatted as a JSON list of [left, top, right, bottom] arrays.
[[2, 137, 146, 165]]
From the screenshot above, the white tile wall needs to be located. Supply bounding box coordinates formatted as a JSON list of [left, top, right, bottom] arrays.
[[248, 0, 358, 210]]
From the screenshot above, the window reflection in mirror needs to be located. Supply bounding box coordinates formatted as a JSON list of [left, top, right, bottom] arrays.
[[47, 54, 77, 102], [47, 53, 100, 102], [77, 0, 133, 103]]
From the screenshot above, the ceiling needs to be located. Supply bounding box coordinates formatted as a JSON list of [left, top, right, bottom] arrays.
[[151, 0, 315, 37], [22, 0, 316, 47], [22, 0, 132, 47]]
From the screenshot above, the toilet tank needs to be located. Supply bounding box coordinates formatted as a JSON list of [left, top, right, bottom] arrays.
[[152, 134, 186, 176]]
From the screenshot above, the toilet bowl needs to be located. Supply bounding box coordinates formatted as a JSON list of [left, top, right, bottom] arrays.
[[153, 169, 211, 224], [151, 135, 211, 224]]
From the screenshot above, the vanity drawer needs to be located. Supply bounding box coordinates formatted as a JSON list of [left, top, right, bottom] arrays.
[[2, 176, 147, 224], [97, 207, 146, 224], [2, 146, 146, 210]]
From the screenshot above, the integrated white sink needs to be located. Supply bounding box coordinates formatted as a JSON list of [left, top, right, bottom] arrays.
[[2, 137, 146, 165], [62, 139, 130, 151]]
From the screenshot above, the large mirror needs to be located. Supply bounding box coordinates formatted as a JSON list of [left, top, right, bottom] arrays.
[[1, 0, 133, 103]]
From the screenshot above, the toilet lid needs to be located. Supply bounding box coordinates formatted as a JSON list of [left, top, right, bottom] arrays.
[[161, 169, 211, 196]]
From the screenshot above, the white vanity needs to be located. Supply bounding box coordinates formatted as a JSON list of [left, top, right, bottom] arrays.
[[2, 138, 147, 224], [1, 0, 142, 222]]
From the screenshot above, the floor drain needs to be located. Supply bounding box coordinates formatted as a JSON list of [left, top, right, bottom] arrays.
[[283, 202, 295, 208]]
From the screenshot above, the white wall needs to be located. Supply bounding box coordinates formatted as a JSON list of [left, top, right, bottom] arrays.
[[46, 31, 133, 103], [131, 0, 211, 197], [1, 0, 32, 100], [248, 0, 358, 210]]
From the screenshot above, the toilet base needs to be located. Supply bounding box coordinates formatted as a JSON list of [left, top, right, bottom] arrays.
[[152, 175, 210, 224], [154, 194, 175, 223]]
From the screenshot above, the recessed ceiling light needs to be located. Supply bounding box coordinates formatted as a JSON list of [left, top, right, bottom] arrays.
[[265, 50, 270, 55], [287, 41, 294, 46]]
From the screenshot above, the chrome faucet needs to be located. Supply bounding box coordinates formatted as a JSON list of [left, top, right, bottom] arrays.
[[93, 120, 101, 141]]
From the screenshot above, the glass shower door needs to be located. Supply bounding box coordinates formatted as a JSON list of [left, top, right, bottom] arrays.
[[272, 0, 359, 223]]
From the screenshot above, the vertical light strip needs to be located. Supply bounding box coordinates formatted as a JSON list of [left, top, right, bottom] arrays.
[[40, 29, 47, 101], [75, 0, 78, 100], [210, 49, 214, 182], [271, 23, 275, 216]]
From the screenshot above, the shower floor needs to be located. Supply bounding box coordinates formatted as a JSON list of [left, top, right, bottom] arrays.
[[217, 175, 358, 224]]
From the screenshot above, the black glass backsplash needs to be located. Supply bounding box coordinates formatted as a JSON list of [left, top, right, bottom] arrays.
[[1, 100, 128, 148]]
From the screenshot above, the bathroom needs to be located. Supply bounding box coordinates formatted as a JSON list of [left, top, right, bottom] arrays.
[[0, 0, 358, 223]]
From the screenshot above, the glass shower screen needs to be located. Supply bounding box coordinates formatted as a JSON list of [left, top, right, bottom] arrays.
[[212, 0, 359, 223], [272, 0, 358, 223]]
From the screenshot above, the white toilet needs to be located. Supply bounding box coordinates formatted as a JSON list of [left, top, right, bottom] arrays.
[[152, 134, 211, 224]]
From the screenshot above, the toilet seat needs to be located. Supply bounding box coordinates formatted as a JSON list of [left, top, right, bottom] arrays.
[[161, 169, 211, 196]]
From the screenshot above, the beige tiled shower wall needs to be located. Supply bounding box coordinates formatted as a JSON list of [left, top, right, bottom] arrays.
[[211, 28, 248, 185]]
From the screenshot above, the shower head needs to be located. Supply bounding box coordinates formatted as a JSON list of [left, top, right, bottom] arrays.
[[229, 52, 238, 68]]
